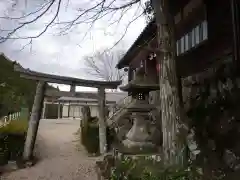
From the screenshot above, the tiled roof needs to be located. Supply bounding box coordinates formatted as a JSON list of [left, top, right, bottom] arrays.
[[58, 96, 97, 102], [51, 91, 127, 103]]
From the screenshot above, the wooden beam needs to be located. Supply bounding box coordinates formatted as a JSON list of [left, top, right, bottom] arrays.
[[98, 87, 107, 154], [14, 64, 121, 89], [68, 102, 71, 118], [23, 81, 46, 161], [45, 90, 75, 97], [231, 0, 240, 65]]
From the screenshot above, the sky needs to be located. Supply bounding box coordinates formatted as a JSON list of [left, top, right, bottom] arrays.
[[0, 0, 146, 91]]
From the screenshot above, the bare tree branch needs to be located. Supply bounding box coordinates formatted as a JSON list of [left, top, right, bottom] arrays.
[[0, 1, 52, 20], [0, 0, 148, 48], [0, 0, 62, 43], [17, 38, 33, 52], [84, 47, 127, 82]]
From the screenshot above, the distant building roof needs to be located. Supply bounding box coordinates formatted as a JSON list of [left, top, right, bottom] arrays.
[[0, 53, 12, 62], [57, 91, 127, 104], [105, 92, 128, 103], [45, 90, 97, 98], [58, 96, 97, 102]]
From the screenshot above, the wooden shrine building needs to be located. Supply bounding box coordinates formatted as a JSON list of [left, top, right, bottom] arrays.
[[117, 0, 240, 83]]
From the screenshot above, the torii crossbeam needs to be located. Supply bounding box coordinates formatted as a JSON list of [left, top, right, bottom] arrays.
[[14, 64, 122, 161], [14, 64, 121, 88]]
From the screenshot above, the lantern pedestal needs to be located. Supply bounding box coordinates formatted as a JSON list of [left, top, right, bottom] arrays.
[[121, 112, 158, 154]]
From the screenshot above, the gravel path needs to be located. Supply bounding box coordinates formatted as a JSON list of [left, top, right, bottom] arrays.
[[1, 119, 98, 180]]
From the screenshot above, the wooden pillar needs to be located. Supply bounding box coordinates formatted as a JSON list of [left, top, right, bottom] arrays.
[[41, 102, 46, 119], [23, 81, 46, 161], [68, 101, 71, 118], [231, 0, 240, 65], [128, 67, 133, 82], [58, 102, 61, 119], [98, 87, 107, 154], [128, 67, 134, 96]]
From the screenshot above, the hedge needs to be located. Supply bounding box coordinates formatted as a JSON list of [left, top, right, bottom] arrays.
[[81, 117, 115, 154], [81, 123, 99, 154]]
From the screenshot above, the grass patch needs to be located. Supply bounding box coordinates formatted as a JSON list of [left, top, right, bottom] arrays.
[[81, 120, 115, 155], [0, 119, 28, 134]]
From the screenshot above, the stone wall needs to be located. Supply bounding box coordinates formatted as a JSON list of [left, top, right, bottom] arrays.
[[180, 58, 240, 170]]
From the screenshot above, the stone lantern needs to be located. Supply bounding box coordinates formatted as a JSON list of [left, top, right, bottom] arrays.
[[119, 67, 161, 154]]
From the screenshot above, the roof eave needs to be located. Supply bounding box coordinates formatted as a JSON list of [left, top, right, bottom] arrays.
[[116, 18, 156, 69]]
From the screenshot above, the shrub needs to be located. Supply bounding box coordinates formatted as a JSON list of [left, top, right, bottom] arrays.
[[109, 156, 204, 180], [0, 119, 28, 166], [82, 122, 99, 154], [0, 120, 28, 134], [81, 117, 115, 154]]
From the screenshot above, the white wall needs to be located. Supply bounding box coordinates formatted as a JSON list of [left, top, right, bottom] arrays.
[[89, 105, 99, 117], [61, 104, 100, 119], [62, 105, 69, 117]]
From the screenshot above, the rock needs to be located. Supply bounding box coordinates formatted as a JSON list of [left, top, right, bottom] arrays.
[[23, 160, 35, 168], [223, 149, 240, 170]]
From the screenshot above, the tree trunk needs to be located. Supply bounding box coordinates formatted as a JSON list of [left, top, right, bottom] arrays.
[[152, 0, 187, 165], [98, 87, 107, 154], [23, 81, 46, 161]]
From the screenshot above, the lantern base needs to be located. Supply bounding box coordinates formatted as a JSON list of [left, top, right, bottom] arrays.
[[121, 139, 158, 154]]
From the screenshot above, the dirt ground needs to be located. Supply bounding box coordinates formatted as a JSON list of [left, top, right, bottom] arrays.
[[1, 118, 98, 180]]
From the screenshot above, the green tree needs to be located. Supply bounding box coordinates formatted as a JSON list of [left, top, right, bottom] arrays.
[[0, 54, 36, 117]]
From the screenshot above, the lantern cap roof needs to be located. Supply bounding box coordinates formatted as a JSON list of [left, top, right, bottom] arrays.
[[120, 80, 159, 92], [125, 99, 156, 112]]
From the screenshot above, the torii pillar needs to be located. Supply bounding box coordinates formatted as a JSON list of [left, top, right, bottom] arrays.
[[98, 87, 107, 154], [23, 81, 46, 161], [57, 102, 61, 119]]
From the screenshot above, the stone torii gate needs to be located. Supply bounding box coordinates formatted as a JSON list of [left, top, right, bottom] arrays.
[[14, 64, 121, 161]]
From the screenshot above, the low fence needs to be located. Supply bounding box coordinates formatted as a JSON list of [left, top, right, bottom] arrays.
[[0, 108, 29, 128], [0, 109, 29, 166], [4, 112, 21, 122], [0, 112, 21, 128]]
